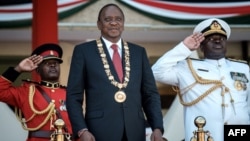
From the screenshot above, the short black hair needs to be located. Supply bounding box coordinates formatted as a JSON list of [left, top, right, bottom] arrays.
[[97, 3, 125, 21]]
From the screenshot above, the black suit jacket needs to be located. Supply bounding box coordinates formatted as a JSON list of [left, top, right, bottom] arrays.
[[66, 38, 164, 141]]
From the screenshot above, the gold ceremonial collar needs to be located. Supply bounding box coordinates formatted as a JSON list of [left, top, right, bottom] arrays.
[[40, 81, 60, 88], [96, 39, 130, 89]]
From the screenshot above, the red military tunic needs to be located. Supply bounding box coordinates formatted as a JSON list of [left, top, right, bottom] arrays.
[[0, 67, 74, 141]]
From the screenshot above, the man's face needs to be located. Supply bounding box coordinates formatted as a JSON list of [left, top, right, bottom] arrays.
[[97, 5, 124, 43], [38, 59, 60, 82], [201, 34, 227, 60]]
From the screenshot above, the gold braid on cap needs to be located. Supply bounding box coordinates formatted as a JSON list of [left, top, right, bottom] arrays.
[[203, 20, 227, 37], [173, 58, 235, 111], [15, 84, 56, 131]]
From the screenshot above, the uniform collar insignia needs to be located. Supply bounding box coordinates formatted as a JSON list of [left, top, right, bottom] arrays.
[[40, 81, 60, 88]]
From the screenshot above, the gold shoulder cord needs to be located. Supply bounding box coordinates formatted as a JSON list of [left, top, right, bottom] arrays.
[[174, 58, 234, 112], [15, 84, 56, 131]]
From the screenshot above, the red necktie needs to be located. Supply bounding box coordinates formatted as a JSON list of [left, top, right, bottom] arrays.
[[111, 44, 123, 82]]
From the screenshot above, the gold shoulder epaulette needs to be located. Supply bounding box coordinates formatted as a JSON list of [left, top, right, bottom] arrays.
[[228, 58, 248, 64]]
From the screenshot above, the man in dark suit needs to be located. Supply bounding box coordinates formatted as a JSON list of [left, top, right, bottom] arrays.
[[66, 3, 165, 141]]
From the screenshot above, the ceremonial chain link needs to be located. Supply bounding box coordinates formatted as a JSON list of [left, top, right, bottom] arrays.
[[174, 58, 234, 108], [15, 84, 56, 131], [96, 39, 130, 89]]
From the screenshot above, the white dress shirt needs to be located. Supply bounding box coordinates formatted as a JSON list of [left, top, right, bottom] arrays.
[[101, 37, 122, 59]]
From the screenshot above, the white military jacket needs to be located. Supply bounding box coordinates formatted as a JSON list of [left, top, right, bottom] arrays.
[[152, 42, 250, 141]]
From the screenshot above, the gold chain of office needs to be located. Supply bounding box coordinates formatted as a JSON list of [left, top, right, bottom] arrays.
[[96, 39, 130, 89], [173, 58, 234, 106], [15, 84, 56, 131]]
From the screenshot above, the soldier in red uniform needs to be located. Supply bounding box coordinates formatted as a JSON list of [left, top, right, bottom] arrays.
[[0, 43, 74, 141]]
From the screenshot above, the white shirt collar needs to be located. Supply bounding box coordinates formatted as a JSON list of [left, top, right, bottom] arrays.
[[101, 37, 122, 50], [205, 58, 226, 66]]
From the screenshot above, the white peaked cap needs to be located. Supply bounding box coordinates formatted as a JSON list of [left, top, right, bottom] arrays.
[[193, 18, 231, 39]]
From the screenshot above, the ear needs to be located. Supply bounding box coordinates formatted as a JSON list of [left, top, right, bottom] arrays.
[[36, 67, 40, 73], [97, 21, 102, 30], [200, 42, 205, 52]]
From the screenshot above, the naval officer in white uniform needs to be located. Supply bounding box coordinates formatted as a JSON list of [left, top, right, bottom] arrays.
[[152, 18, 250, 141]]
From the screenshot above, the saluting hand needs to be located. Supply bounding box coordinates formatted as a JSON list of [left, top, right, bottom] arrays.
[[14, 55, 43, 73], [183, 32, 204, 51]]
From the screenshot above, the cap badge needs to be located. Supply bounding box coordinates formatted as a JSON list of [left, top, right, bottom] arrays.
[[211, 21, 221, 30], [50, 50, 54, 56], [203, 20, 227, 37]]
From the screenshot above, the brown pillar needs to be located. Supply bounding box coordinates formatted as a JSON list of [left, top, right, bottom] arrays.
[[32, 0, 58, 81]]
